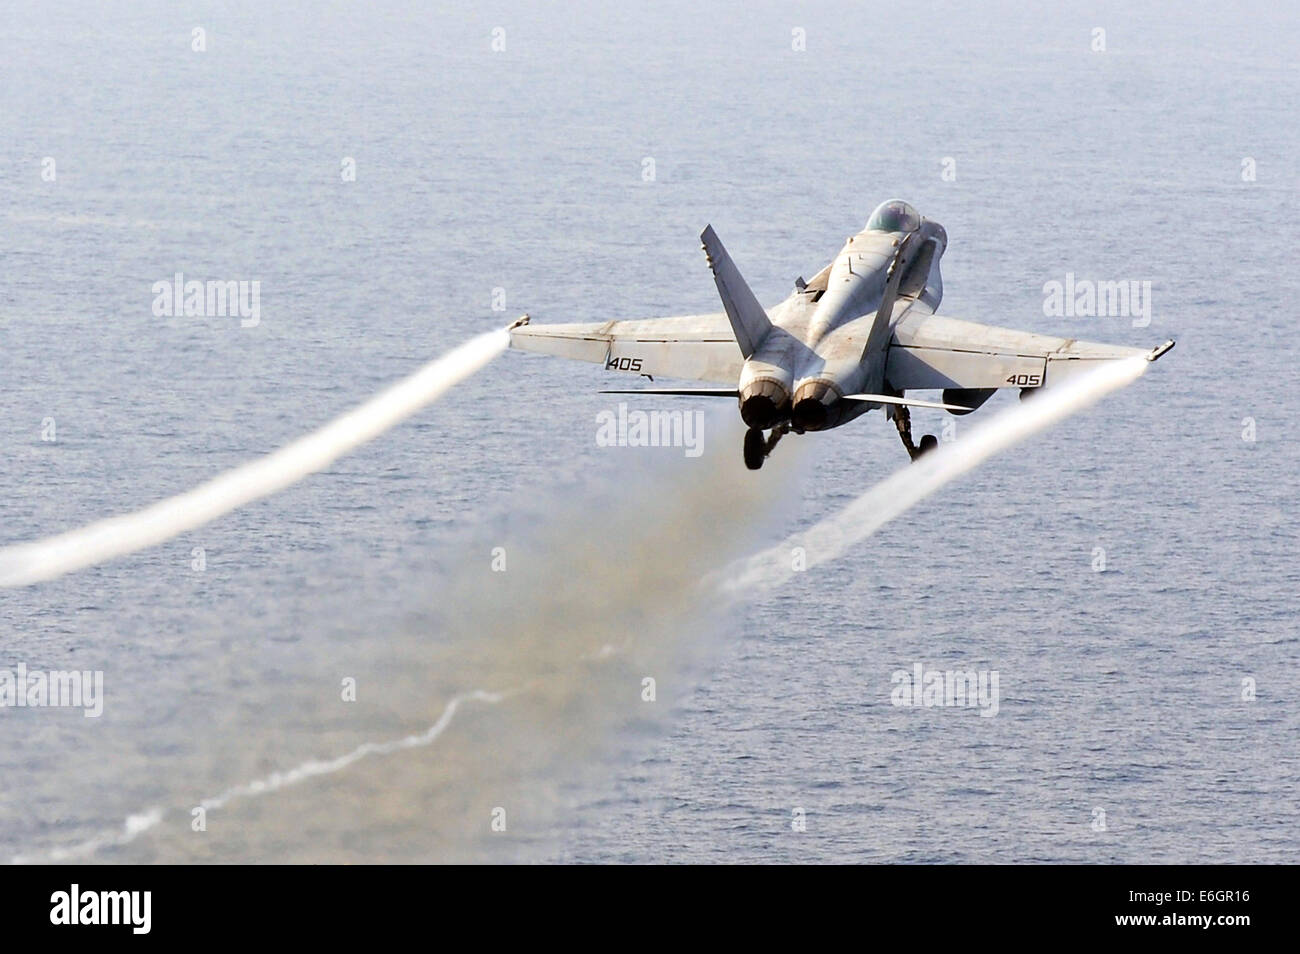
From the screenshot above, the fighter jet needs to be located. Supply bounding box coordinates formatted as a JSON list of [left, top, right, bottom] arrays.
[[509, 200, 1174, 469]]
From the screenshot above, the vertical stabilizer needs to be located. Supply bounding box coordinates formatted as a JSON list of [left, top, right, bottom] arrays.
[[700, 225, 773, 358]]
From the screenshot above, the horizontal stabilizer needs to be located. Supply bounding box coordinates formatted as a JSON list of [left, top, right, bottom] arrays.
[[842, 393, 971, 412], [508, 313, 745, 385], [599, 388, 740, 397], [887, 310, 1169, 391]]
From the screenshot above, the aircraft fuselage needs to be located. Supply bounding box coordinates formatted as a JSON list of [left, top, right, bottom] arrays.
[[738, 207, 947, 432], [506, 197, 1172, 472]]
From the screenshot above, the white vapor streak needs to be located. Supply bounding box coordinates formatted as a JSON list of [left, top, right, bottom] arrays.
[[196, 689, 506, 811], [0, 330, 509, 587], [718, 356, 1150, 594], [13, 808, 165, 864], [12, 690, 505, 863]]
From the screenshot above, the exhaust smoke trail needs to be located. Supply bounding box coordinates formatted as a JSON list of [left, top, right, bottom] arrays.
[[0, 330, 509, 587], [12, 355, 1149, 863], [14, 411, 800, 864]]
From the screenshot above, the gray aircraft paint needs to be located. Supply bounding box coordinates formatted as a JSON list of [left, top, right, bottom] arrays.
[[510, 200, 1172, 465]]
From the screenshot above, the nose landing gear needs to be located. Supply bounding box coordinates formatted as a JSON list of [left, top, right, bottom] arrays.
[[743, 428, 765, 470], [743, 422, 790, 470]]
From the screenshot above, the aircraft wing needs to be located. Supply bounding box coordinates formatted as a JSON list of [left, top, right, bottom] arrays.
[[886, 310, 1173, 391], [509, 313, 744, 386]]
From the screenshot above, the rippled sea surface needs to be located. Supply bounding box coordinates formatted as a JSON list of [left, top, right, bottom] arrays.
[[1, 1, 1296, 863]]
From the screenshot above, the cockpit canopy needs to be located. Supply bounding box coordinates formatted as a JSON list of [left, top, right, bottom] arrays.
[[866, 199, 921, 234]]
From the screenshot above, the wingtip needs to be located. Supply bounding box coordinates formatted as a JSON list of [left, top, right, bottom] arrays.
[[1147, 339, 1175, 362], [699, 225, 718, 267]]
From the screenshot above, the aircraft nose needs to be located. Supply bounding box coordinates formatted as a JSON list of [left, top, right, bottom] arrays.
[[791, 379, 838, 431]]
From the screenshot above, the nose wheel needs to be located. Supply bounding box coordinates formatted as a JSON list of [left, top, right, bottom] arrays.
[[743, 423, 790, 470], [743, 428, 765, 469]]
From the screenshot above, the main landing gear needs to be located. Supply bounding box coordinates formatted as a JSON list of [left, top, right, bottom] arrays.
[[892, 405, 937, 462], [742, 408, 938, 470], [743, 423, 790, 470]]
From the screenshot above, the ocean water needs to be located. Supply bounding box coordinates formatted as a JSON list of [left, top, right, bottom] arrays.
[[1, 0, 1296, 863]]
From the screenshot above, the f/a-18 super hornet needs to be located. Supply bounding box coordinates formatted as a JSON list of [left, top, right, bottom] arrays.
[[509, 200, 1174, 469]]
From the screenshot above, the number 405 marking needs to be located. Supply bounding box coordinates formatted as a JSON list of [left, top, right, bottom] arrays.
[[1006, 372, 1041, 386], [607, 357, 643, 372]]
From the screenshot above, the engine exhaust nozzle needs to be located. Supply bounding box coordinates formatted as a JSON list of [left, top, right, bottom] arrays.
[[739, 378, 790, 429], [791, 379, 841, 431]]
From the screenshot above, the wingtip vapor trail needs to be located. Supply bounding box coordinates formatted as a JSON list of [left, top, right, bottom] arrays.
[[0, 329, 509, 588], [716, 355, 1150, 595]]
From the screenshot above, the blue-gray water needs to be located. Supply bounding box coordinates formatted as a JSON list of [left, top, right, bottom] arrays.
[[1, 1, 1296, 863]]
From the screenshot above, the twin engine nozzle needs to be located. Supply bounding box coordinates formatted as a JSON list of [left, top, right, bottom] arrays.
[[740, 375, 840, 431]]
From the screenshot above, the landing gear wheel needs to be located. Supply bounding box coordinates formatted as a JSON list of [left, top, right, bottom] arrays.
[[916, 434, 938, 457], [743, 427, 766, 470]]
